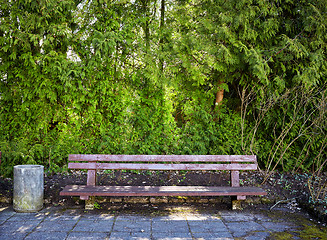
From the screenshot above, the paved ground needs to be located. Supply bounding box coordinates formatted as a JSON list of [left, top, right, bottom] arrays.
[[0, 205, 325, 240]]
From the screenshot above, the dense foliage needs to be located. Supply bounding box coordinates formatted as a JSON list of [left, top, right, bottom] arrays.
[[0, 0, 326, 177]]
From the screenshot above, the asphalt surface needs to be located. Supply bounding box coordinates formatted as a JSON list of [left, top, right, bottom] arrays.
[[0, 205, 322, 239]]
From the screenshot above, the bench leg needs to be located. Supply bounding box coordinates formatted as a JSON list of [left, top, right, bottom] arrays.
[[237, 196, 246, 201], [80, 196, 89, 200], [85, 196, 95, 210]]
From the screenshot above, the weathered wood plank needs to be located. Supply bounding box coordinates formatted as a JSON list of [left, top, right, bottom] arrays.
[[60, 185, 267, 197], [68, 162, 258, 171], [231, 170, 240, 187], [69, 154, 257, 163], [87, 169, 96, 186]]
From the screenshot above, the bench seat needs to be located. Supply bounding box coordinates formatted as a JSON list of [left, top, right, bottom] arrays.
[[61, 185, 267, 197]]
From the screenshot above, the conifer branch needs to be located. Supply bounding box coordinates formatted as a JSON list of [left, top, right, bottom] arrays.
[[265, 28, 305, 63]]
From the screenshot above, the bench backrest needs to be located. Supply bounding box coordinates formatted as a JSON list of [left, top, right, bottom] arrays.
[[68, 155, 257, 171], [68, 155, 258, 188]]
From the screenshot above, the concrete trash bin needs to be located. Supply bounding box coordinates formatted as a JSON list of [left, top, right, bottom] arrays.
[[13, 165, 44, 212]]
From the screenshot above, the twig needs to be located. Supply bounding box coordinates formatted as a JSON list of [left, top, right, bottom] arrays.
[[270, 197, 297, 210]]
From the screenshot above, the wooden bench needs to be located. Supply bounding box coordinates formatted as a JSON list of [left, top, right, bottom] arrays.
[[60, 155, 266, 209]]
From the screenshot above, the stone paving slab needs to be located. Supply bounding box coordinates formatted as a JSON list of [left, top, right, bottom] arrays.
[[25, 231, 69, 240], [152, 231, 193, 240], [113, 220, 151, 233], [152, 220, 189, 233], [73, 219, 114, 232], [0, 205, 325, 239], [0, 220, 40, 233], [109, 231, 150, 240], [67, 232, 109, 240]]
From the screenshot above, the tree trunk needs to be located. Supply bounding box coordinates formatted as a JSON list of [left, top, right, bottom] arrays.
[[215, 80, 224, 107], [159, 0, 165, 73], [141, 0, 150, 54]]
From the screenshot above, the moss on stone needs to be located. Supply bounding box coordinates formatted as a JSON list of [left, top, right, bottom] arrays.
[[298, 224, 327, 239]]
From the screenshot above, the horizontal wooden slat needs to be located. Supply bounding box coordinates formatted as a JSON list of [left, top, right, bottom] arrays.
[[60, 185, 267, 197], [69, 154, 257, 163], [68, 162, 258, 171]]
